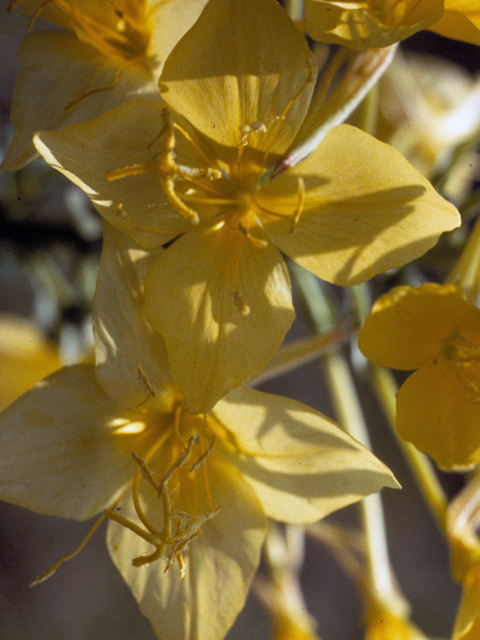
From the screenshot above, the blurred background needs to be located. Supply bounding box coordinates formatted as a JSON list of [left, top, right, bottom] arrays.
[[0, 1, 478, 638]]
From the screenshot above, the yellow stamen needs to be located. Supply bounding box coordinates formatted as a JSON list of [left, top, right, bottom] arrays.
[[174, 122, 221, 173], [136, 365, 156, 406], [115, 202, 191, 236], [30, 512, 107, 586], [290, 177, 305, 234], [108, 109, 208, 224], [103, 422, 219, 574], [64, 60, 128, 111], [232, 234, 251, 316], [260, 64, 316, 172]]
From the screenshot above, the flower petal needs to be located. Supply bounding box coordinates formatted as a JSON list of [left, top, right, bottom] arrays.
[[143, 223, 295, 413], [396, 365, 480, 470], [358, 284, 480, 370], [0, 365, 142, 519], [260, 125, 460, 286], [106, 455, 266, 640], [304, 0, 443, 50], [158, 0, 315, 156], [2, 31, 157, 171], [213, 387, 398, 523], [0, 315, 61, 411], [93, 222, 173, 410], [34, 99, 186, 248], [431, 3, 480, 47]]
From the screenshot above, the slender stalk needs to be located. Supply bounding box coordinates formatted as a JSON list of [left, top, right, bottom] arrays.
[[357, 83, 379, 137], [291, 264, 407, 614], [324, 351, 407, 615]]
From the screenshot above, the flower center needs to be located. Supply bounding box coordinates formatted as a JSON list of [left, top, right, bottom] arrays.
[[9, 0, 151, 62], [437, 330, 480, 401], [104, 398, 220, 575]]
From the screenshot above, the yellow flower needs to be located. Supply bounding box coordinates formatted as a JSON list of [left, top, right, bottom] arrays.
[[304, 0, 480, 50], [0, 314, 61, 411], [34, 0, 460, 412], [358, 283, 480, 470], [2, 0, 208, 170], [0, 224, 397, 640]]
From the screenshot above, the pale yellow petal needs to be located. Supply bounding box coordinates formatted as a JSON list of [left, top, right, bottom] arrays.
[[0, 315, 61, 411], [0, 365, 143, 519], [213, 388, 398, 523], [2, 31, 158, 171], [34, 100, 186, 248], [358, 284, 480, 370], [260, 125, 460, 286], [93, 222, 173, 411], [158, 0, 315, 156], [396, 365, 480, 471], [304, 0, 443, 50], [143, 223, 295, 414], [106, 455, 266, 640], [149, 0, 211, 65]]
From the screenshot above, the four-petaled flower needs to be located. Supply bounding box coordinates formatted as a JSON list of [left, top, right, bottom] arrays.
[[358, 283, 480, 470], [0, 224, 397, 640], [34, 0, 460, 412]]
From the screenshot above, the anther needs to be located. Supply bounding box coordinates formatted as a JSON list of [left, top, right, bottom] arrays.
[[290, 177, 305, 234], [106, 436, 220, 574], [237, 222, 268, 248], [233, 291, 251, 316], [189, 435, 216, 472], [138, 365, 157, 398]]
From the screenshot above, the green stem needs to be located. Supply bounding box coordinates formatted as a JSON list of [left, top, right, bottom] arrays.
[[291, 264, 407, 613], [357, 83, 379, 137]]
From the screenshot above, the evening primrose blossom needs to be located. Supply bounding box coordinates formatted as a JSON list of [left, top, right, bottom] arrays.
[[2, 0, 208, 170], [304, 0, 480, 51], [34, 0, 460, 413], [358, 283, 480, 470], [0, 224, 398, 640]]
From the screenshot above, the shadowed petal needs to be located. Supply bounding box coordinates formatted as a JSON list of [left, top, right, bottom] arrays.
[[2, 31, 156, 171], [107, 455, 266, 640], [213, 387, 398, 523], [0, 365, 144, 519], [261, 125, 460, 286], [396, 365, 480, 471], [143, 223, 295, 413], [34, 100, 186, 248], [304, 0, 443, 50], [94, 222, 173, 410], [159, 0, 315, 156]]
